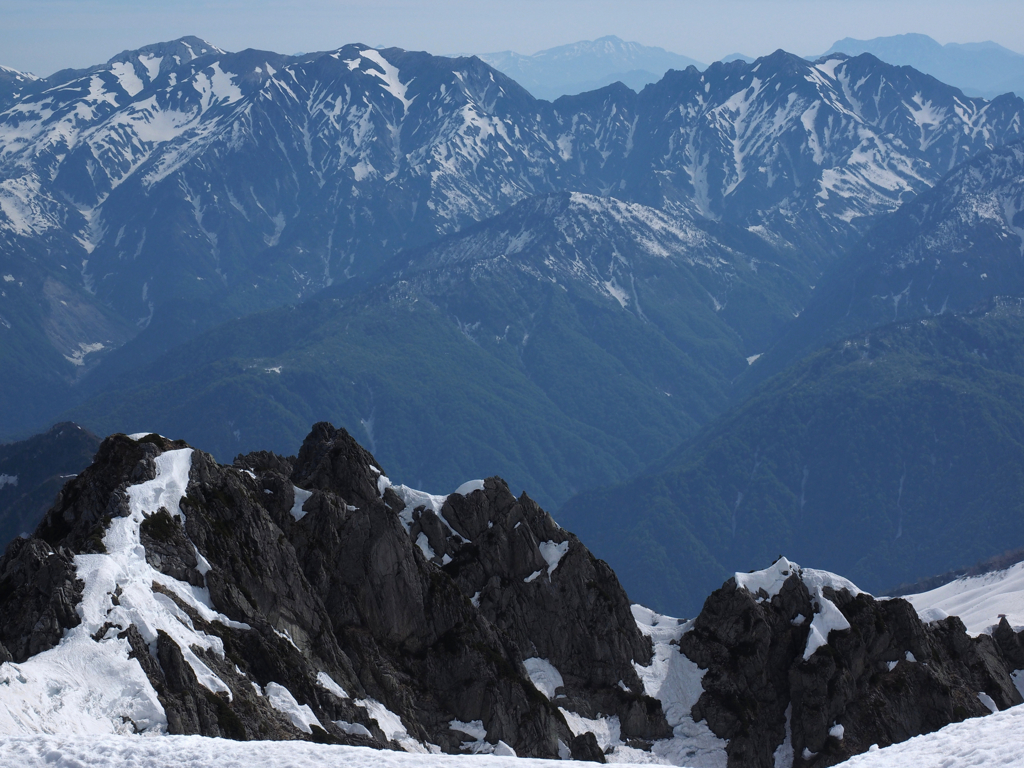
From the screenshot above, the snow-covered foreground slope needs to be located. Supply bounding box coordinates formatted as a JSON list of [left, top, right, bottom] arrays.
[[0, 735, 564, 768], [4, 703, 1024, 768], [905, 560, 1024, 635], [837, 702, 1024, 767]]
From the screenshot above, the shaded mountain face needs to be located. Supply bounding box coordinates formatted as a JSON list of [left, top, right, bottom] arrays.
[[3, 39, 1024, 439], [394, 191, 808, 354], [63, 191, 811, 508], [476, 35, 705, 101], [558, 302, 1024, 617], [0, 421, 100, 548], [822, 33, 1024, 99]]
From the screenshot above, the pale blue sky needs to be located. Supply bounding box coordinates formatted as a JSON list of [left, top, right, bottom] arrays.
[[2, 0, 1023, 76]]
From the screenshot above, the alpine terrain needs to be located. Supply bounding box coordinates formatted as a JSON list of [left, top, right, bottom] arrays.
[[4, 38, 1024, 502], [0, 424, 1021, 768], [4, 29, 1024, 768]]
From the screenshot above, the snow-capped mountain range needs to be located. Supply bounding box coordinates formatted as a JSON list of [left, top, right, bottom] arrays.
[[757, 136, 1024, 378], [3, 36, 1024, 441]]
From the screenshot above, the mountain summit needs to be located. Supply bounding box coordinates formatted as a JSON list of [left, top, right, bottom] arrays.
[[475, 36, 704, 100]]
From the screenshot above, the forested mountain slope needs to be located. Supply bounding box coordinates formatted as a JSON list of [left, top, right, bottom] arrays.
[[63, 192, 801, 507], [560, 301, 1024, 616]]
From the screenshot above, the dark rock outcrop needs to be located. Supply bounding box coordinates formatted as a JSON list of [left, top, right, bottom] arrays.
[[35, 432, 182, 552], [680, 560, 1024, 768], [570, 731, 607, 763], [0, 537, 82, 661], [390, 471, 670, 741], [3, 423, 1022, 767], [0, 423, 660, 760]]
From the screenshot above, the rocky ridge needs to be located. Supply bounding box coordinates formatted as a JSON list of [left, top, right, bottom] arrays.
[[0, 425, 1021, 766], [683, 557, 1024, 767], [0, 423, 668, 758]]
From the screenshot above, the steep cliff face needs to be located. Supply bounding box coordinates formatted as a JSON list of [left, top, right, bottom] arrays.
[[679, 557, 1024, 768], [0, 423, 664, 758]]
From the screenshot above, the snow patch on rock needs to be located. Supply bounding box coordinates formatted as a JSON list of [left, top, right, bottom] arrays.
[[523, 657, 563, 700], [265, 682, 323, 734], [538, 540, 569, 577], [316, 671, 348, 700], [290, 486, 312, 521], [803, 589, 852, 661]]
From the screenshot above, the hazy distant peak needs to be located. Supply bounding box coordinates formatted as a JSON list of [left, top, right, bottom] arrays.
[[824, 32, 1023, 59], [476, 35, 703, 101], [956, 40, 1024, 56], [720, 53, 755, 64], [818, 33, 1024, 98]]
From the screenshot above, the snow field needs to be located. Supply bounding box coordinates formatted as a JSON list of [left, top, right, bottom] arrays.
[[837, 702, 1024, 767], [5, 702, 1024, 768], [904, 560, 1024, 635], [0, 734, 565, 768]]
